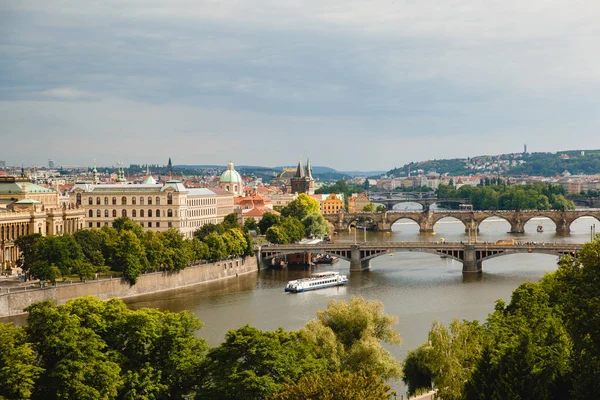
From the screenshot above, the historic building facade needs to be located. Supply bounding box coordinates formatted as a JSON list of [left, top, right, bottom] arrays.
[[70, 180, 234, 238], [0, 176, 85, 273], [290, 158, 315, 195], [348, 193, 371, 213]]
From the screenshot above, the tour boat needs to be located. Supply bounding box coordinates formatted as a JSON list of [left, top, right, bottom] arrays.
[[285, 271, 348, 293]]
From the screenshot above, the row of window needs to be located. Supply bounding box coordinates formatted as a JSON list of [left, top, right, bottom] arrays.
[[89, 221, 172, 229], [88, 209, 174, 218], [187, 208, 216, 217], [77, 193, 173, 206], [187, 198, 216, 206]]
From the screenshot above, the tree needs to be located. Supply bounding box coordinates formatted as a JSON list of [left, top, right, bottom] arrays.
[[204, 232, 228, 261], [279, 217, 305, 243], [74, 229, 106, 266], [0, 323, 43, 399], [159, 229, 192, 271], [266, 225, 290, 244], [143, 230, 168, 271], [259, 212, 281, 234], [402, 344, 434, 397], [70, 259, 96, 281], [425, 319, 484, 400], [25, 300, 123, 399], [301, 297, 403, 380], [14, 233, 43, 277], [302, 212, 330, 238], [113, 230, 148, 284], [363, 203, 376, 212], [194, 223, 225, 241], [376, 205, 386, 212], [244, 217, 260, 234], [112, 216, 144, 238], [465, 284, 572, 400], [223, 213, 241, 229], [281, 193, 320, 220], [198, 325, 326, 400], [272, 371, 394, 400]]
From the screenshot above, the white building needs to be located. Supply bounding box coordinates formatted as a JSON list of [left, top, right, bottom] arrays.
[[70, 179, 234, 238]]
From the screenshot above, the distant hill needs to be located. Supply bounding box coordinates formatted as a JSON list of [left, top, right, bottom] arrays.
[[385, 149, 600, 177]]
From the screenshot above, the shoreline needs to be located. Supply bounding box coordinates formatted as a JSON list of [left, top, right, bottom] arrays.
[[0, 256, 259, 319]]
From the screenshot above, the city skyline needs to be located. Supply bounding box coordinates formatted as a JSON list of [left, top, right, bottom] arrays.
[[2, 1, 600, 170]]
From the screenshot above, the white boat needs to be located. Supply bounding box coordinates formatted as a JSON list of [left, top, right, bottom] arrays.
[[285, 271, 348, 293]]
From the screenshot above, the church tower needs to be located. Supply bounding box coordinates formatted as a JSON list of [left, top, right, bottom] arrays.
[[290, 158, 315, 195]]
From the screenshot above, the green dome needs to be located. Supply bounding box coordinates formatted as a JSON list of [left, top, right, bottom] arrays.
[[220, 161, 242, 184]]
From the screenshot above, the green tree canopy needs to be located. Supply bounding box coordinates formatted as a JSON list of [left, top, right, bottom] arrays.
[[258, 212, 281, 235], [302, 212, 330, 238], [281, 193, 320, 220]]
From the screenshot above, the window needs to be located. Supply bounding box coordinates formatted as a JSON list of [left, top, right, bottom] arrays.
[[88, 197, 93, 205], [148, 209, 153, 217], [112, 210, 117, 218], [112, 197, 117, 205], [156, 222, 160, 228], [140, 196, 144, 205], [156, 196, 160, 205], [105, 210, 109, 217], [148, 196, 152, 205], [96, 197, 101, 205], [167, 209, 173, 217], [132, 197, 136, 205], [89, 222, 93, 228], [148, 222, 152, 228], [156, 209, 160, 217], [97, 222, 101, 227], [167, 192, 173, 204], [76, 193, 82, 206], [89, 210, 93, 218], [122, 196, 127, 205], [168, 222, 172, 228], [140, 222, 144, 227], [96, 209, 101, 217], [104, 197, 108, 205], [140, 209, 145, 217], [132, 210, 136, 217], [122, 209, 127, 217]]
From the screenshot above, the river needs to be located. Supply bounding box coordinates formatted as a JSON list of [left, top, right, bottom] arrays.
[[124, 208, 598, 394]]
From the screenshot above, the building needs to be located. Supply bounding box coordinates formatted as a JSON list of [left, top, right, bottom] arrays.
[[290, 158, 315, 195], [348, 193, 371, 213], [219, 161, 244, 196], [70, 180, 234, 238], [0, 176, 86, 273], [322, 193, 344, 214], [234, 190, 277, 224]]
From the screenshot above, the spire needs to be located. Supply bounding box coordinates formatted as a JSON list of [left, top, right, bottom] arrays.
[[167, 157, 173, 178], [92, 160, 99, 184], [295, 159, 305, 178], [305, 157, 313, 179]]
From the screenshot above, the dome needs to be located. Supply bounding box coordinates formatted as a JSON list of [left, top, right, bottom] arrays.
[[220, 161, 242, 183]]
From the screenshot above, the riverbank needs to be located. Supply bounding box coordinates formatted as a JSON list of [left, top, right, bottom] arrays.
[[0, 256, 258, 318]]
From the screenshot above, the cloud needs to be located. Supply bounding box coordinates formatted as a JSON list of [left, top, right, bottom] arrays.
[[1, 1, 600, 169]]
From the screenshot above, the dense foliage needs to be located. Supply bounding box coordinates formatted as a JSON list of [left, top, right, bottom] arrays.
[[264, 194, 330, 244], [402, 236, 600, 400], [387, 149, 600, 177], [436, 182, 575, 210], [16, 215, 253, 285], [0, 297, 399, 400]]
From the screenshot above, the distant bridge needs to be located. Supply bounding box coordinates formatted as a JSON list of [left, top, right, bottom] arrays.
[[370, 197, 469, 211], [322, 210, 600, 233], [259, 242, 583, 273]]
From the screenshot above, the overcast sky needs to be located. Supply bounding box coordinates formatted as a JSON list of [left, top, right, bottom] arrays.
[[1, 1, 599, 171]]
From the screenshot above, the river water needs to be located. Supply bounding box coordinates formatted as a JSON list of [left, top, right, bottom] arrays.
[[125, 208, 598, 394]]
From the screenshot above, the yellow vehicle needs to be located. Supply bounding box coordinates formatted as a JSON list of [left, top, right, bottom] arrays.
[[496, 239, 515, 246]]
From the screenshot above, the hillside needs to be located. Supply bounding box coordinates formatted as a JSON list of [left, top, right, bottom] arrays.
[[386, 150, 600, 177]]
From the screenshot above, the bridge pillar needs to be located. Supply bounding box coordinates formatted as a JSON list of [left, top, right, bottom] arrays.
[[464, 220, 480, 233], [462, 245, 482, 273], [419, 212, 434, 233], [555, 218, 571, 234], [349, 245, 370, 271], [509, 219, 525, 234]]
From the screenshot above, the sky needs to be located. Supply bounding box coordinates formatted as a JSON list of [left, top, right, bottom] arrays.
[[1, 1, 600, 171]]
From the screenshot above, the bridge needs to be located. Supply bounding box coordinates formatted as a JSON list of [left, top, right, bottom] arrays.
[[259, 242, 583, 273], [323, 210, 600, 233], [369, 197, 470, 211]]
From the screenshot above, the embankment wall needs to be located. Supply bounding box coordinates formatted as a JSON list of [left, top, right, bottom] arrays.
[[0, 257, 258, 317]]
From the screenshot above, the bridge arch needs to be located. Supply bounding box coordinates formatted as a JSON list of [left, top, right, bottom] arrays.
[[569, 215, 600, 230], [432, 215, 469, 232], [361, 247, 464, 264], [388, 216, 422, 233], [390, 201, 425, 211]]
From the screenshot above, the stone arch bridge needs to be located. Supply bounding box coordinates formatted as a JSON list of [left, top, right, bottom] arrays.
[[323, 210, 600, 234], [371, 197, 470, 211], [259, 242, 583, 273]]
